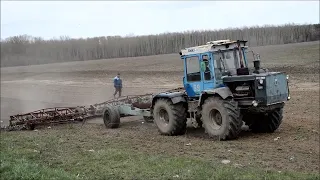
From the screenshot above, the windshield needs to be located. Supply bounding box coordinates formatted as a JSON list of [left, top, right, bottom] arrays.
[[213, 49, 246, 77]]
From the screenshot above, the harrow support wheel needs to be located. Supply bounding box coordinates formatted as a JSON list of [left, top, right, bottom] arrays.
[[153, 98, 187, 136], [103, 105, 120, 128], [201, 96, 242, 140]]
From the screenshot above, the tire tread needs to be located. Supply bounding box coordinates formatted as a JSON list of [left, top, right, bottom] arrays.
[[202, 96, 242, 140], [103, 105, 120, 128], [153, 98, 187, 136], [245, 108, 283, 133]]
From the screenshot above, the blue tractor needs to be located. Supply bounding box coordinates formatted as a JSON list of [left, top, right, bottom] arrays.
[[150, 40, 290, 140]]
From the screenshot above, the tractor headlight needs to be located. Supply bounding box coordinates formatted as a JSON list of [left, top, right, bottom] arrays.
[[252, 100, 258, 107], [257, 79, 264, 89], [259, 79, 264, 84]]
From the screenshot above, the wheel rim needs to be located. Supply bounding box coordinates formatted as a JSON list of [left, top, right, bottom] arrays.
[[158, 108, 169, 125], [209, 109, 222, 129]]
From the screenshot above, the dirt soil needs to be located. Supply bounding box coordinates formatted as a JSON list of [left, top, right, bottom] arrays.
[[1, 41, 319, 173]]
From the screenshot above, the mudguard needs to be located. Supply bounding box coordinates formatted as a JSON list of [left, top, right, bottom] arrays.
[[151, 91, 186, 106], [199, 87, 233, 106]]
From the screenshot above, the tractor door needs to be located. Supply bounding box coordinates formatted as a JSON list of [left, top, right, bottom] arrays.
[[200, 53, 215, 91], [183, 54, 203, 97]]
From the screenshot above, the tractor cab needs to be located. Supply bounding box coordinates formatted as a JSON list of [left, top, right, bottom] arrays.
[[179, 40, 249, 98]]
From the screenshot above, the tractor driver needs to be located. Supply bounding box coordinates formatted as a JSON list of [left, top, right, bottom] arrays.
[[202, 56, 211, 80], [202, 56, 210, 72]]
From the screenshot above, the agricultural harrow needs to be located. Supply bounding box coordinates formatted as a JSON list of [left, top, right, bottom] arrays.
[[2, 88, 184, 131]]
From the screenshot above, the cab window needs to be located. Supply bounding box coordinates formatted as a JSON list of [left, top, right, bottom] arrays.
[[186, 56, 201, 82]]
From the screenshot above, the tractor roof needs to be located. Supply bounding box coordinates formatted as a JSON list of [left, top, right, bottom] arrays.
[[179, 39, 248, 56]]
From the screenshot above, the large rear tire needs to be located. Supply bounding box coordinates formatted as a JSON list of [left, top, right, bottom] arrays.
[[244, 108, 283, 133], [103, 105, 120, 128], [201, 96, 242, 140], [153, 98, 187, 136]]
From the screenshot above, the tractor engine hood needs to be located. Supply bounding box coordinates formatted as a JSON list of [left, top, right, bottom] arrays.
[[222, 72, 284, 83], [221, 72, 290, 106]]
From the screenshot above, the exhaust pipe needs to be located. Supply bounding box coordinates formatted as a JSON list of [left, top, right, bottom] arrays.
[[253, 53, 261, 74]]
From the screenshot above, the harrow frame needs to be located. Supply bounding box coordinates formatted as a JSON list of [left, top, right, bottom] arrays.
[[4, 93, 155, 131]]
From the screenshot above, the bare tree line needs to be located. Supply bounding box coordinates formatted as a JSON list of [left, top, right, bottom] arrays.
[[1, 23, 319, 67]]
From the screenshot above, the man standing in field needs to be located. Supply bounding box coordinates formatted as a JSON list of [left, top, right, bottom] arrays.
[[113, 73, 122, 98]]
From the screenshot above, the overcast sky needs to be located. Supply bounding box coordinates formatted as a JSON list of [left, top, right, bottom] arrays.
[[1, 1, 319, 40]]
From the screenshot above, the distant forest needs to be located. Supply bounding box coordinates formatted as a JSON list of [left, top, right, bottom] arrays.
[[1, 23, 319, 67]]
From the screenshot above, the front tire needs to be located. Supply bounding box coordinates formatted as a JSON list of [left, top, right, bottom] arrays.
[[153, 98, 187, 136], [201, 96, 242, 140], [244, 108, 283, 133], [103, 105, 120, 128]]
